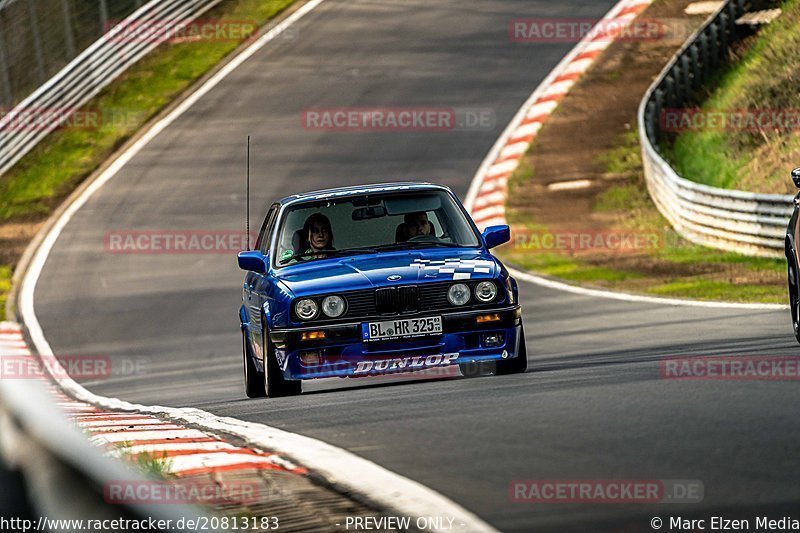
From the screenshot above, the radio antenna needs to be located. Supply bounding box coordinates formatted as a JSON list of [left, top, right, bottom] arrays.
[[246, 135, 251, 250]]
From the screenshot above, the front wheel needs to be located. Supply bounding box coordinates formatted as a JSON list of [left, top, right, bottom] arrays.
[[263, 328, 301, 397], [789, 261, 800, 344], [495, 324, 528, 375], [243, 331, 266, 398]]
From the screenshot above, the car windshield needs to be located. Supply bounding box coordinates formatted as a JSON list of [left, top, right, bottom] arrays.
[[273, 189, 481, 266]]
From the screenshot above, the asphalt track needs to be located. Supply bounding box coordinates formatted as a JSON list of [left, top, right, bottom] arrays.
[[32, 1, 800, 531]]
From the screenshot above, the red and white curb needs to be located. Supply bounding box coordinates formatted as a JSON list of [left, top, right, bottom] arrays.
[[0, 321, 305, 479], [466, 0, 654, 229]]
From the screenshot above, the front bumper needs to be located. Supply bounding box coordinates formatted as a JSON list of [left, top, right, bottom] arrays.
[[269, 306, 522, 379]]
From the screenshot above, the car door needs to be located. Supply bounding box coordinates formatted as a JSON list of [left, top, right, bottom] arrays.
[[246, 203, 280, 354]]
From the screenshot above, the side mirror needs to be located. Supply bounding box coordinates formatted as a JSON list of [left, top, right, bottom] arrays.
[[482, 224, 510, 249], [238, 250, 268, 274], [792, 168, 800, 189]]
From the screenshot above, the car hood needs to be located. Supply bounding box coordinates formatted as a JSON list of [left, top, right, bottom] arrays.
[[275, 248, 499, 297]]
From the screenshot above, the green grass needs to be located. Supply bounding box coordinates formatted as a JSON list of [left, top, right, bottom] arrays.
[[594, 129, 642, 177], [501, 245, 786, 302], [503, 129, 786, 303], [647, 279, 785, 302], [116, 444, 174, 477], [667, 0, 800, 193], [502, 251, 645, 283], [0, 0, 296, 221], [0, 266, 10, 321]]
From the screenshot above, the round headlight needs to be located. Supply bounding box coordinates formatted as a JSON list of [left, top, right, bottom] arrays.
[[474, 281, 497, 302], [294, 299, 318, 320], [447, 283, 471, 306], [321, 295, 346, 318]]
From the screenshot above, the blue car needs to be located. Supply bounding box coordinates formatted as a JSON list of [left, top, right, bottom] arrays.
[[237, 182, 527, 397]]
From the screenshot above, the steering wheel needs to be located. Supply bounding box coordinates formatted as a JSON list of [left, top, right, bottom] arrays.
[[407, 234, 440, 243]]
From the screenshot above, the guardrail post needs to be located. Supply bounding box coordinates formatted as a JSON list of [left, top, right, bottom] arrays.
[[0, 33, 12, 107], [719, 11, 730, 53], [697, 30, 710, 82], [663, 75, 676, 108], [25, 0, 47, 85], [688, 43, 701, 92], [646, 100, 659, 144], [99, 0, 110, 32], [60, 0, 77, 59], [708, 23, 721, 69]]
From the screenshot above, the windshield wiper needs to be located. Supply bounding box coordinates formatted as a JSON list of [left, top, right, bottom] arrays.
[[372, 241, 462, 250]]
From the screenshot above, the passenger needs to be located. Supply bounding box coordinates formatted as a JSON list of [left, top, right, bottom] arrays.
[[401, 212, 433, 241]]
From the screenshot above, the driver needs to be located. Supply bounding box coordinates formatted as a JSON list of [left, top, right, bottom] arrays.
[[300, 213, 334, 259], [401, 212, 433, 240]]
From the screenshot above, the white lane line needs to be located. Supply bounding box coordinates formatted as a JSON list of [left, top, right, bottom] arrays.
[[15, 0, 498, 530]]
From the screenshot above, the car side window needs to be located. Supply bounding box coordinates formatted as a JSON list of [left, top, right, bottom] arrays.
[[256, 204, 280, 254]]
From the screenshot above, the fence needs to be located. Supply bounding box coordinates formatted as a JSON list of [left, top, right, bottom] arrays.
[[0, 0, 150, 108], [637, 0, 794, 258], [0, 0, 225, 177]]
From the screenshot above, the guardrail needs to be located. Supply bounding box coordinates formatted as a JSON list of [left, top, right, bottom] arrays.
[[0, 329, 217, 530], [637, 0, 793, 258], [0, 0, 225, 177]]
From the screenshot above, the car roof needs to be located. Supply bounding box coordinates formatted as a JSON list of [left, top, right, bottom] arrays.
[[278, 182, 453, 205]]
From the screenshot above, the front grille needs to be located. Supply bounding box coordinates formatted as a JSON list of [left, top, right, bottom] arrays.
[[398, 286, 419, 312], [293, 281, 505, 324], [375, 287, 398, 314], [375, 286, 419, 314]]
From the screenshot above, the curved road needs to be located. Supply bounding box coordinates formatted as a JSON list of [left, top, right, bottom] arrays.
[[33, 1, 800, 531]]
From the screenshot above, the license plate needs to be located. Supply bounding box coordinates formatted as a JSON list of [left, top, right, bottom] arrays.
[[362, 316, 443, 341]]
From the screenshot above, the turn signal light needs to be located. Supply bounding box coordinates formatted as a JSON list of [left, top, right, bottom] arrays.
[[476, 313, 501, 324], [301, 330, 326, 341]]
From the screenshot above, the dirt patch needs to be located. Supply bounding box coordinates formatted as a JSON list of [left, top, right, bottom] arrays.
[[0, 220, 44, 266], [509, 0, 701, 228], [503, 0, 785, 300]]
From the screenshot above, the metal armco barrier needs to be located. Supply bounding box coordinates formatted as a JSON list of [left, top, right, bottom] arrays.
[[637, 0, 793, 258], [0, 0, 225, 177]]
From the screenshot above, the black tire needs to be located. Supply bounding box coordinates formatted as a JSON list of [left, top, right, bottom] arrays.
[[243, 331, 266, 398], [789, 260, 800, 344], [495, 324, 528, 375], [263, 327, 302, 397]]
